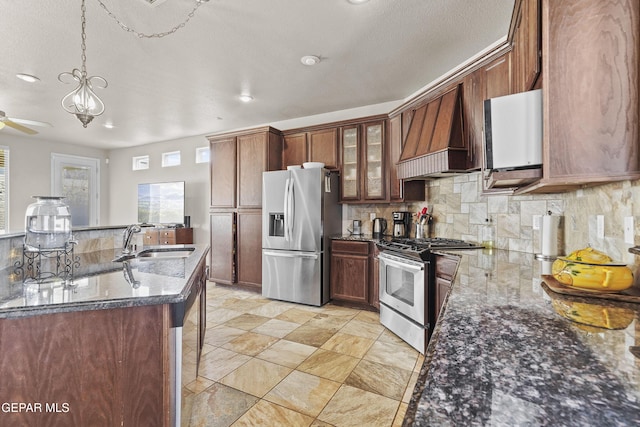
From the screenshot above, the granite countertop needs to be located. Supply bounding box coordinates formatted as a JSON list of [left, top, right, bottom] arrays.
[[332, 234, 389, 242], [406, 248, 640, 426], [0, 244, 209, 319]]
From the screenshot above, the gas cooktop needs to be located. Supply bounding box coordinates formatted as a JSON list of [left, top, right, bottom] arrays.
[[376, 237, 483, 261]]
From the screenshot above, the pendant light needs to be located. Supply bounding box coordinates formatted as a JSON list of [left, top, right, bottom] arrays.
[[58, 0, 108, 128]]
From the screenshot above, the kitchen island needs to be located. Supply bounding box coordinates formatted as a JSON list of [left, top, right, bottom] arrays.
[[0, 244, 209, 427], [405, 248, 640, 426]]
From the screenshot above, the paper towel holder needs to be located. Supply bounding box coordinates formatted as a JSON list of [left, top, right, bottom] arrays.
[[535, 211, 564, 261]]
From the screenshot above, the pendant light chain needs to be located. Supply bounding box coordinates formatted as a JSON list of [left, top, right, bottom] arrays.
[[80, 0, 88, 75], [96, 0, 209, 39]]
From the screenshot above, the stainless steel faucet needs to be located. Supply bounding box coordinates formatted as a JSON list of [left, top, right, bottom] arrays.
[[122, 224, 142, 254]]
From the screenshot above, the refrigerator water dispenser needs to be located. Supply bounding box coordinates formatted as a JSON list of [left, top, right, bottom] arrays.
[[269, 213, 285, 237]]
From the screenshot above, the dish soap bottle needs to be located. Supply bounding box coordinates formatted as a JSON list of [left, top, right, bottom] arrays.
[[482, 217, 495, 249]]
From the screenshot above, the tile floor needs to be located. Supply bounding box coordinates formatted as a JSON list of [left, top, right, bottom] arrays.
[[184, 283, 423, 427]]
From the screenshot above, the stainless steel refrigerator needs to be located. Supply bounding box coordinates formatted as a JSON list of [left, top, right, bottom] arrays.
[[262, 168, 342, 306]]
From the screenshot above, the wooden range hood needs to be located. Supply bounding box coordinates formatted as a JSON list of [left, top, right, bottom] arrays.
[[397, 85, 469, 179]]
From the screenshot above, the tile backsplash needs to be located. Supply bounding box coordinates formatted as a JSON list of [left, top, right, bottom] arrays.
[[344, 172, 640, 264]]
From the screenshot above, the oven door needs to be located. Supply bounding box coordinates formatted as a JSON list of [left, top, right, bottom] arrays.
[[378, 252, 426, 325]]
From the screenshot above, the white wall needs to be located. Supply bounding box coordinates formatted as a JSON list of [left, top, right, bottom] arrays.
[[106, 135, 210, 244], [0, 133, 109, 232]]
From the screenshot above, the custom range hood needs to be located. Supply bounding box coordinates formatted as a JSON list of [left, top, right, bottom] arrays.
[[397, 85, 469, 179]]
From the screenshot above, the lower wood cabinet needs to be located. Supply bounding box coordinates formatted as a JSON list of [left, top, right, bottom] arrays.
[[209, 210, 262, 290], [330, 239, 379, 309], [143, 227, 193, 246], [433, 253, 460, 325]]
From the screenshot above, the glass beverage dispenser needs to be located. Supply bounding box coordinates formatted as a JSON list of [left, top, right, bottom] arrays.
[[24, 196, 72, 251]]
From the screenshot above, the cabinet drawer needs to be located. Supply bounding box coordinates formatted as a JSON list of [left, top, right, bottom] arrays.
[[435, 254, 459, 280], [143, 231, 159, 245], [332, 240, 370, 256], [159, 231, 176, 245]]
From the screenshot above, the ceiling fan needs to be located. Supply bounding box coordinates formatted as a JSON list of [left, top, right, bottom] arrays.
[[0, 110, 52, 135]]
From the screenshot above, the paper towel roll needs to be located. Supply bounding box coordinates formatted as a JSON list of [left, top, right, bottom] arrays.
[[541, 214, 561, 257]]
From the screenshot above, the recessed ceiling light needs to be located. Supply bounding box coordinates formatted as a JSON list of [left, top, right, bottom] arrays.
[[300, 55, 321, 66], [103, 122, 115, 129], [16, 73, 40, 83], [347, 0, 370, 4], [239, 94, 254, 103]]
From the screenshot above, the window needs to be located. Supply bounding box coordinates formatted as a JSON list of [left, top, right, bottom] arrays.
[[195, 146, 210, 164], [133, 155, 150, 171], [0, 147, 9, 233], [162, 151, 181, 167]]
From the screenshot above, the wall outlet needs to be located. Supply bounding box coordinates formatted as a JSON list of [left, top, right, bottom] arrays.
[[532, 215, 542, 230], [370, 212, 376, 221], [624, 216, 634, 244], [596, 215, 605, 239]]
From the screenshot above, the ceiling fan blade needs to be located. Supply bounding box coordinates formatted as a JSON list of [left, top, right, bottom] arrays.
[[10, 117, 52, 128], [4, 119, 38, 135]]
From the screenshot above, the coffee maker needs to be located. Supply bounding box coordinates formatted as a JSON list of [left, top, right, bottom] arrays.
[[392, 211, 411, 238]]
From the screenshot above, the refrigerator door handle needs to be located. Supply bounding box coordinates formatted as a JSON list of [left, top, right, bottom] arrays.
[[283, 177, 291, 241], [288, 179, 295, 238], [263, 250, 319, 260]]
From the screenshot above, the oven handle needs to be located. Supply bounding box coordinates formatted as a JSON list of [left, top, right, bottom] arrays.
[[380, 254, 424, 272]]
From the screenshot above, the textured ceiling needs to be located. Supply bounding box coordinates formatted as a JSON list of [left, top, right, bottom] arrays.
[[0, 0, 514, 149]]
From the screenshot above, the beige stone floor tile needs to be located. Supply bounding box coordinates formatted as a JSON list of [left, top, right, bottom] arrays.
[[221, 332, 279, 357], [231, 400, 314, 427], [364, 340, 419, 372], [189, 382, 259, 427], [318, 304, 360, 317], [185, 376, 215, 394], [255, 339, 317, 369], [304, 313, 351, 332], [309, 420, 334, 426], [297, 349, 360, 383], [223, 313, 270, 331], [207, 307, 243, 325], [320, 332, 374, 358], [317, 384, 400, 427], [284, 324, 336, 347], [221, 297, 270, 313], [393, 402, 409, 427], [414, 353, 425, 372], [377, 328, 410, 346], [353, 309, 381, 324], [247, 300, 294, 318], [403, 371, 419, 404], [220, 358, 292, 398], [264, 370, 340, 418], [201, 343, 216, 356], [276, 307, 319, 324], [344, 359, 412, 401], [199, 347, 252, 382], [204, 325, 247, 347], [339, 318, 385, 340], [251, 318, 300, 338]]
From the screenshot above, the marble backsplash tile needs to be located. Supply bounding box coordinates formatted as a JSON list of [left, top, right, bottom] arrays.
[[344, 172, 640, 264]]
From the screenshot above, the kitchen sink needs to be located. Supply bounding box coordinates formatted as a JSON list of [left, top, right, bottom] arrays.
[[136, 247, 195, 259]]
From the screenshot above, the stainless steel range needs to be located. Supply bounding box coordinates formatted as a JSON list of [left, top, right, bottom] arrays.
[[377, 237, 481, 354]]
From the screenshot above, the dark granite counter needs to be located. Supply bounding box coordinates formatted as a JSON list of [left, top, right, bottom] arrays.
[[0, 244, 209, 319], [406, 248, 640, 426], [332, 234, 386, 242]]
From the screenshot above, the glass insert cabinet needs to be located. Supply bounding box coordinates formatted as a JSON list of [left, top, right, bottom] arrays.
[[340, 121, 385, 202]]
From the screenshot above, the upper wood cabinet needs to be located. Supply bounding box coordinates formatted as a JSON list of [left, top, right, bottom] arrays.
[[519, 0, 640, 193], [209, 136, 236, 208], [511, 0, 541, 93], [388, 114, 425, 202], [208, 127, 283, 209], [340, 120, 386, 202], [282, 128, 338, 170]]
